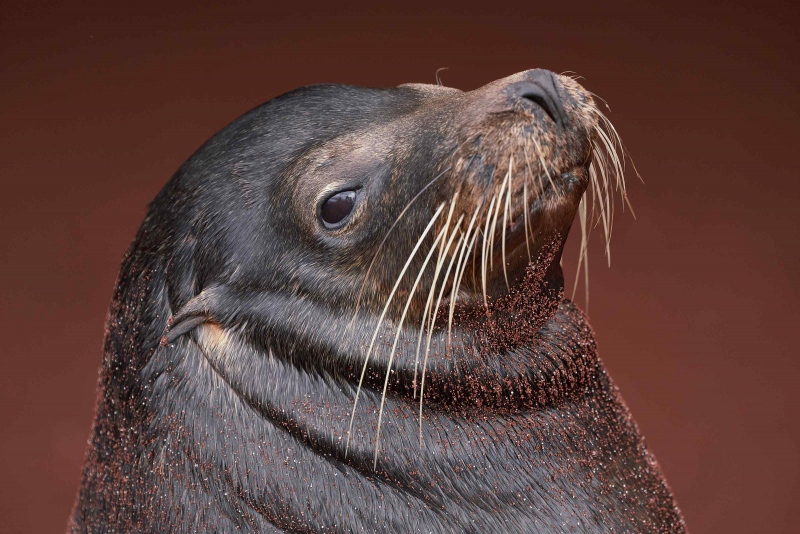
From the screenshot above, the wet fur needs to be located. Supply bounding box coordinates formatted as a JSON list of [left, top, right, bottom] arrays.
[[71, 72, 686, 532]]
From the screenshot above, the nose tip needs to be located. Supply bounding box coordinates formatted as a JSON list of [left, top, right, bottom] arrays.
[[510, 70, 567, 128]]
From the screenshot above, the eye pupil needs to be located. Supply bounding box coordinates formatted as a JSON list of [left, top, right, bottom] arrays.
[[320, 190, 357, 228]]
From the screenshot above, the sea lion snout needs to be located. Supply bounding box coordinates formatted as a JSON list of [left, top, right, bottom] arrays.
[[505, 69, 568, 128], [432, 69, 601, 301]]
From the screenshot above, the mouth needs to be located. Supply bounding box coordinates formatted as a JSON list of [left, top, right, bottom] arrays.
[[503, 167, 588, 256], [459, 166, 589, 303]]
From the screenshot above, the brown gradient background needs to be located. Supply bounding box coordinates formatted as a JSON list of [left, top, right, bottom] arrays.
[[1, 1, 798, 532]]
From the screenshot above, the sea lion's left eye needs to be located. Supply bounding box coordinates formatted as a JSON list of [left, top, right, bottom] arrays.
[[320, 190, 357, 229]]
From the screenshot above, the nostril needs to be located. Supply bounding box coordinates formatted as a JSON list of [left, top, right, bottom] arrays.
[[511, 70, 568, 128], [521, 90, 560, 126]]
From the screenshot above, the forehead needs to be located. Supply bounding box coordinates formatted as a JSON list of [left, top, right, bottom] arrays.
[[250, 84, 457, 138], [209, 83, 457, 174], [255, 84, 427, 136]]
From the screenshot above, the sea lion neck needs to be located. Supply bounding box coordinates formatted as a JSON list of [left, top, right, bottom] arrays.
[[183, 257, 596, 416]]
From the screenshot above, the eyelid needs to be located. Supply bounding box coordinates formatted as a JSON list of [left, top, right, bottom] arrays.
[[319, 188, 361, 229]]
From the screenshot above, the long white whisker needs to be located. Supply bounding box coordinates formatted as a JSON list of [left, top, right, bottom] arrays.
[[350, 167, 451, 324], [451, 227, 479, 306], [449, 223, 481, 331], [566, 93, 636, 310], [596, 142, 613, 263], [522, 171, 532, 262], [501, 157, 513, 289], [598, 109, 638, 216], [373, 214, 449, 468], [590, 142, 611, 262], [570, 197, 590, 310], [447, 204, 482, 341], [480, 195, 497, 309], [487, 173, 507, 274], [413, 224, 449, 399], [523, 140, 546, 202], [419, 227, 465, 446], [412, 198, 460, 396], [345, 202, 446, 457], [530, 133, 558, 197]]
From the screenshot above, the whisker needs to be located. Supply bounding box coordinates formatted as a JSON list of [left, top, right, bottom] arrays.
[[569, 98, 636, 308], [345, 202, 446, 457], [413, 224, 449, 398], [373, 212, 450, 467], [597, 128, 620, 256], [487, 173, 507, 274], [501, 157, 513, 289], [595, 120, 627, 236], [590, 106, 636, 194], [480, 194, 497, 309], [587, 90, 612, 113], [595, 141, 614, 263], [530, 132, 559, 198], [419, 228, 466, 446], [560, 70, 585, 82], [447, 203, 482, 342], [570, 197, 590, 310], [590, 142, 612, 262], [456, 227, 479, 302], [350, 167, 451, 324], [449, 221, 481, 332], [529, 142, 546, 198], [596, 109, 638, 217], [412, 197, 460, 397], [522, 167, 532, 262]]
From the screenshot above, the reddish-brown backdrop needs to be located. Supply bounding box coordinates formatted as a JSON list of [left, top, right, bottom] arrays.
[[1, 1, 797, 532]]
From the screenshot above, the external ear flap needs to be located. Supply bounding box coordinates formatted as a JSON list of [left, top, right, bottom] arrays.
[[162, 315, 206, 345], [161, 286, 222, 345]]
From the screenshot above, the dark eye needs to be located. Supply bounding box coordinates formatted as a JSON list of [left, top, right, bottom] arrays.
[[319, 190, 357, 229]]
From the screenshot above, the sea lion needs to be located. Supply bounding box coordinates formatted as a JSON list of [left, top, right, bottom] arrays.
[[70, 69, 687, 532]]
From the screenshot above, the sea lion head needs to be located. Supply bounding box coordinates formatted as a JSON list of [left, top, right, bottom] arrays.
[[162, 68, 620, 332], [154, 68, 625, 456]]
